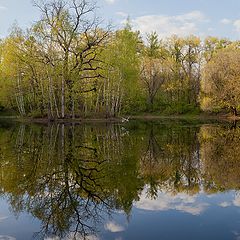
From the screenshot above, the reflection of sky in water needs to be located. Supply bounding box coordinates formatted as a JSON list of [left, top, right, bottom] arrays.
[[1, 189, 240, 239], [0, 197, 40, 240], [100, 189, 240, 240], [135, 189, 209, 215], [1, 122, 240, 240]]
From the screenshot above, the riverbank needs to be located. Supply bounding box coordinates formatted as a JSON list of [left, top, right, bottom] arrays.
[[130, 113, 240, 121], [0, 112, 239, 124]]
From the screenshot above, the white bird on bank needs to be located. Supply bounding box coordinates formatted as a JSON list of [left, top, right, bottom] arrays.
[[121, 117, 130, 122]]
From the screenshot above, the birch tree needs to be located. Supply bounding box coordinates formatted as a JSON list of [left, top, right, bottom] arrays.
[[33, 0, 109, 118]]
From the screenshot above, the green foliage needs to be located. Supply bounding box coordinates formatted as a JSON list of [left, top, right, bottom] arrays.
[[161, 102, 200, 115], [0, 0, 237, 118], [201, 46, 240, 115], [146, 31, 160, 57]]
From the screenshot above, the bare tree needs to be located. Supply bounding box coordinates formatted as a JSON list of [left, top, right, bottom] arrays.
[[33, 0, 110, 119]]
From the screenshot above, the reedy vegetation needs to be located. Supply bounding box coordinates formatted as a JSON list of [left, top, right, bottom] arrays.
[[0, 0, 239, 119]]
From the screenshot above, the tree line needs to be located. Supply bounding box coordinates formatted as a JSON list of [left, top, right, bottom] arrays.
[[0, 0, 239, 119]]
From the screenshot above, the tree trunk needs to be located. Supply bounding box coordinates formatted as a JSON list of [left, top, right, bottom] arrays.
[[233, 107, 237, 117], [61, 75, 65, 119]]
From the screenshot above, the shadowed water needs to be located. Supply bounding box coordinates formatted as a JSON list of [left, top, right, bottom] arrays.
[[0, 120, 240, 240]]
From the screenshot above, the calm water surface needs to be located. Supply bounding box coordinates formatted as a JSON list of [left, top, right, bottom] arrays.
[[0, 120, 240, 240]]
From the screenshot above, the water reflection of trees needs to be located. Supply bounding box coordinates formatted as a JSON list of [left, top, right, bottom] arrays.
[[0, 122, 240, 238], [199, 125, 240, 192], [0, 125, 111, 238], [0, 123, 144, 239], [140, 123, 201, 197]]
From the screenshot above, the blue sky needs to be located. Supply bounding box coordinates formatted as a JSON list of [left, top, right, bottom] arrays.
[[0, 0, 240, 39]]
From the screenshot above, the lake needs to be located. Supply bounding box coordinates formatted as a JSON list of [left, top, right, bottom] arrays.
[[0, 119, 240, 240]]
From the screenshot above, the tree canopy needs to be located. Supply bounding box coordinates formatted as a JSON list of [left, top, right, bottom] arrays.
[[0, 0, 238, 118]]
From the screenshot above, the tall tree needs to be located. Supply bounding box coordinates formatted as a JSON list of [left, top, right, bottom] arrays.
[[33, 0, 109, 119], [201, 46, 240, 116], [140, 32, 166, 110], [98, 23, 141, 117]]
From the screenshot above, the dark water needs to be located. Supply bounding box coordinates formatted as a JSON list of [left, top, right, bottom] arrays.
[[0, 120, 240, 240]]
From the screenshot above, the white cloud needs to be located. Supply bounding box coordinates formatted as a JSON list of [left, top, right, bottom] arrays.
[[105, 0, 116, 4], [135, 189, 209, 216], [0, 236, 16, 240], [104, 221, 125, 233], [176, 204, 208, 215], [233, 231, 240, 240], [218, 195, 240, 208], [221, 18, 232, 25], [0, 6, 7, 11], [130, 11, 207, 38], [218, 202, 231, 208], [233, 195, 240, 207], [233, 19, 240, 33], [116, 11, 128, 18], [0, 216, 8, 222]]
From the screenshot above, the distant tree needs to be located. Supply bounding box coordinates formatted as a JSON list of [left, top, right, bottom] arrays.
[[204, 37, 231, 62], [140, 32, 166, 110], [201, 47, 240, 116]]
